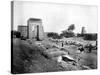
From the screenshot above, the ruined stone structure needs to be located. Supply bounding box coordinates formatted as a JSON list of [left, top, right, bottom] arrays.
[[27, 18, 44, 40], [81, 27, 86, 34], [18, 26, 28, 38]]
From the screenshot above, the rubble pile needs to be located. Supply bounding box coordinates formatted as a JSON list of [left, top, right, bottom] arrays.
[[33, 39, 92, 71]]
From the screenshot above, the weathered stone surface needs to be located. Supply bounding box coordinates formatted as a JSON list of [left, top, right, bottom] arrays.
[[27, 18, 44, 40]]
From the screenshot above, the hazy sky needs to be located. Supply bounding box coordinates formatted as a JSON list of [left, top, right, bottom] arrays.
[[13, 1, 98, 33]]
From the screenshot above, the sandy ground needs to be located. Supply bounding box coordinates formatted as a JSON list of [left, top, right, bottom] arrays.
[[12, 38, 65, 74]]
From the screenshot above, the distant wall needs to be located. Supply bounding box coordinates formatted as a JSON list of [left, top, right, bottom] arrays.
[[77, 33, 97, 41]]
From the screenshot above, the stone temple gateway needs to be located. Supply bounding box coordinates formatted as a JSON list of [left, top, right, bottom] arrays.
[[27, 18, 44, 40]]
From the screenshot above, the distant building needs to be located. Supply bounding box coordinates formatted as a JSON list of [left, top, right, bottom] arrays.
[[27, 18, 44, 40], [18, 26, 28, 38]]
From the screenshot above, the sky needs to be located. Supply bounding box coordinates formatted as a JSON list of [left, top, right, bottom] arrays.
[[13, 1, 98, 34]]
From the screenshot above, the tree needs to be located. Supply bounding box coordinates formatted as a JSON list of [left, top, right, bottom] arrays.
[[11, 30, 21, 38], [68, 24, 75, 31], [47, 32, 61, 39], [60, 24, 75, 38], [60, 30, 75, 38]]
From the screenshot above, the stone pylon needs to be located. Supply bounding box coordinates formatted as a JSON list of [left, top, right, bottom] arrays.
[[27, 18, 44, 40]]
